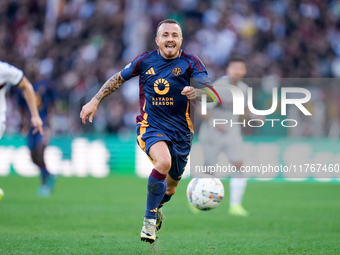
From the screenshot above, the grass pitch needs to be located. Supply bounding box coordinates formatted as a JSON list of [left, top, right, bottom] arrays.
[[0, 176, 339, 255]]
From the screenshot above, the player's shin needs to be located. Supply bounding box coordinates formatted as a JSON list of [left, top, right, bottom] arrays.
[[230, 177, 247, 206], [40, 166, 50, 184], [144, 169, 167, 219], [229, 174, 249, 216]]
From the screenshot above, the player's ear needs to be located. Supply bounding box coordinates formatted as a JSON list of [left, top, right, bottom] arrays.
[[155, 36, 159, 46]]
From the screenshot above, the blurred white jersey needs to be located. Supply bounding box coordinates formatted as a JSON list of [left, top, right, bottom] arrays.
[[199, 76, 248, 163], [0, 61, 23, 124], [200, 76, 248, 135]]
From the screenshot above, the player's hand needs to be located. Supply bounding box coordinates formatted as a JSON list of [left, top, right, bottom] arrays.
[[181, 86, 196, 99], [80, 98, 99, 124], [31, 116, 43, 135]]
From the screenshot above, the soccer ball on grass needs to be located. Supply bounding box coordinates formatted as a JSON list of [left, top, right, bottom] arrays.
[[186, 178, 224, 210]]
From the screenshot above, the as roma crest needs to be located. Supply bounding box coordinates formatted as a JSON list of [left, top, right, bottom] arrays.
[[172, 67, 182, 76]]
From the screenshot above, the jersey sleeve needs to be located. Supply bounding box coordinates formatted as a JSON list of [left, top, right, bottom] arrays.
[[120, 52, 149, 81], [188, 54, 212, 89], [0, 62, 24, 86]]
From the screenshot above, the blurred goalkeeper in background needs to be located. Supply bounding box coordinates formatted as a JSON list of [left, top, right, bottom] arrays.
[[80, 19, 214, 243]]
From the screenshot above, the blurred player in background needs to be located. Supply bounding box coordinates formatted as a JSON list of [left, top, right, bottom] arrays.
[[0, 61, 43, 138], [80, 19, 214, 243], [199, 57, 249, 216], [18, 64, 56, 197]]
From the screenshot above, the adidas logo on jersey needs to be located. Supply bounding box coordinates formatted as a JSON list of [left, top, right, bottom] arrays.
[[145, 67, 155, 75]]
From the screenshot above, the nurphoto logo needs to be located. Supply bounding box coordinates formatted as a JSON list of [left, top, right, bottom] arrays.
[[201, 85, 312, 128]]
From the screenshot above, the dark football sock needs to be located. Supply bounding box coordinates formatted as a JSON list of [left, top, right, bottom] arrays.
[[40, 167, 50, 185], [158, 194, 172, 208], [144, 169, 167, 219]]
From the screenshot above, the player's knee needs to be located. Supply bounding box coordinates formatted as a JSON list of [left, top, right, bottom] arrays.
[[31, 155, 45, 168], [31, 155, 40, 165], [155, 158, 171, 173]]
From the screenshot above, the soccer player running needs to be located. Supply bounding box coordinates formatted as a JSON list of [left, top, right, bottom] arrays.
[[18, 66, 56, 196], [0, 61, 43, 139], [199, 57, 250, 216], [80, 19, 213, 243]]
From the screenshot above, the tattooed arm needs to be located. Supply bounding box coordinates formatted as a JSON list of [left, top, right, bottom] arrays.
[[94, 72, 125, 102], [80, 72, 125, 124]]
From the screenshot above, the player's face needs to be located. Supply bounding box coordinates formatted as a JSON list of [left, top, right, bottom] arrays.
[[226, 62, 247, 80], [156, 23, 183, 59]]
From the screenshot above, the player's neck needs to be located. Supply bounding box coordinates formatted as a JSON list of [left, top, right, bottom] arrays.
[[229, 78, 240, 86]]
